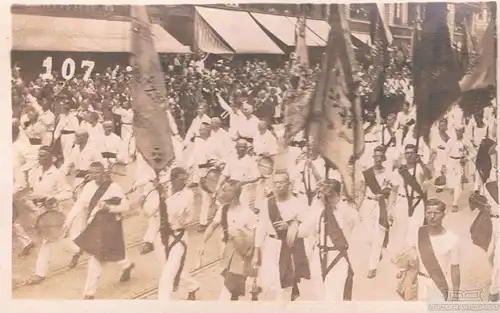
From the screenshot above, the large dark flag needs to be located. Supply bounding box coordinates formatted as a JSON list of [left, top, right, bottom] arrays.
[[130, 6, 175, 171], [368, 3, 393, 108], [413, 3, 461, 144], [307, 4, 365, 204], [460, 14, 496, 92]]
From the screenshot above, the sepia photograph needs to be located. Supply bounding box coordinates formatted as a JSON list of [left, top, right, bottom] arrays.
[[9, 1, 499, 306]]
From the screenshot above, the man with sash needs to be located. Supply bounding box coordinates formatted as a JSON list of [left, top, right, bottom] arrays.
[[359, 146, 393, 279], [24, 146, 72, 285], [359, 111, 381, 170], [297, 179, 358, 301], [143, 167, 200, 301], [64, 162, 135, 299], [404, 199, 461, 301], [254, 170, 310, 301], [199, 180, 258, 301], [388, 144, 432, 258], [470, 182, 500, 301]]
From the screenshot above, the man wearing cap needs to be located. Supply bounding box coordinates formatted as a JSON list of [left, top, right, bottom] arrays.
[[64, 162, 135, 299], [297, 178, 358, 301], [99, 120, 123, 168], [24, 146, 72, 285], [61, 128, 104, 266], [145, 167, 200, 300], [53, 101, 79, 161]]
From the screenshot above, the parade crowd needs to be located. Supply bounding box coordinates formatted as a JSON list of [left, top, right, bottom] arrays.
[[11, 52, 500, 302]]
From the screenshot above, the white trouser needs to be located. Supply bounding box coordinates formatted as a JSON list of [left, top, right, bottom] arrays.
[[490, 236, 500, 294], [83, 256, 131, 296], [417, 275, 447, 301], [13, 221, 32, 247], [143, 214, 159, 244], [447, 158, 463, 206], [360, 199, 385, 270], [35, 240, 52, 277], [60, 133, 75, 161], [199, 188, 211, 226], [154, 232, 199, 300]]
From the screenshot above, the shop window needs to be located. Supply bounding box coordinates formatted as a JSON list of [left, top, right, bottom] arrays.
[[349, 3, 370, 20], [393, 3, 403, 25]]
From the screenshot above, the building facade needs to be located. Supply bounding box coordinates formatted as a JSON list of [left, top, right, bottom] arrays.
[[11, 3, 489, 49]]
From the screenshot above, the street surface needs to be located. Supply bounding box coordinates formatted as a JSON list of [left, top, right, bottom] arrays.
[[12, 152, 495, 300]]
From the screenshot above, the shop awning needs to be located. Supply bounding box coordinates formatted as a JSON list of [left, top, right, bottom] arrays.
[[302, 18, 330, 45], [194, 11, 234, 54], [12, 14, 191, 53], [351, 32, 372, 47], [195, 6, 284, 54], [251, 12, 324, 47], [285, 16, 326, 47]]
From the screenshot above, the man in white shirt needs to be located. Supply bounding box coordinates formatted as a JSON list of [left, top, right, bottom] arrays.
[[24, 146, 72, 285], [53, 101, 79, 161], [26, 94, 55, 146], [297, 179, 359, 301], [99, 120, 123, 168], [254, 170, 310, 301], [183, 103, 211, 147], [216, 139, 261, 213], [64, 162, 135, 299], [81, 112, 105, 145], [61, 128, 103, 266], [144, 167, 200, 300], [404, 199, 461, 301], [253, 120, 278, 157]]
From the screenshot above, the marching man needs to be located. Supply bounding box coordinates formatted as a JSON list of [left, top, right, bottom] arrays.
[[99, 120, 123, 168], [403, 199, 461, 301], [144, 167, 200, 301], [254, 170, 310, 301], [64, 162, 135, 299], [359, 146, 393, 279], [298, 179, 358, 301], [24, 146, 72, 285], [53, 101, 79, 161], [199, 180, 258, 301]]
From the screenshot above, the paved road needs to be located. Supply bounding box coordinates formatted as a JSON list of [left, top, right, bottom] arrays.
[[12, 157, 495, 300]]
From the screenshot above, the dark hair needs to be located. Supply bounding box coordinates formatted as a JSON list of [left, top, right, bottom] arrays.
[[374, 145, 387, 154], [39, 145, 52, 154], [89, 161, 105, 169], [170, 167, 187, 180], [405, 144, 417, 152], [224, 179, 242, 199], [425, 198, 446, 212], [324, 179, 342, 195]]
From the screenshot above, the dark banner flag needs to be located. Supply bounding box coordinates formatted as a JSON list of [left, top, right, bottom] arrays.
[[413, 3, 461, 144], [130, 6, 175, 171], [307, 4, 365, 204], [368, 3, 393, 108]]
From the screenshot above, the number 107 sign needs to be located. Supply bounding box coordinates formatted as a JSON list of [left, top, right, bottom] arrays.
[[42, 56, 95, 81]]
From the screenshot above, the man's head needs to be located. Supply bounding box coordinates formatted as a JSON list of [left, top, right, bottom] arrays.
[[373, 146, 387, 167], [38, 146, 53, 167], [170, 167, 188, 192], [103, 120, 113, 135], [241, 102, 253, 117], [404, 144, 418, 165], [75, 128, 89, 146], [403, 101, 411, 113], [199, 122, 211, 138], [218, 179, 242, 205], [235, 139, 249, 157], [317, 179, 342, 206], [455, 126, 465, 139], [87, 112, 99, 126], [89, 162, 107, 185], [196, 103, 207, 116], [272, 170, 291, 197], [211, 117, 222, 130], [438, 118, 448, 132], [386, 113, 396, 127], [424, 198, 446, 227], [258, 120, 268, 133]]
